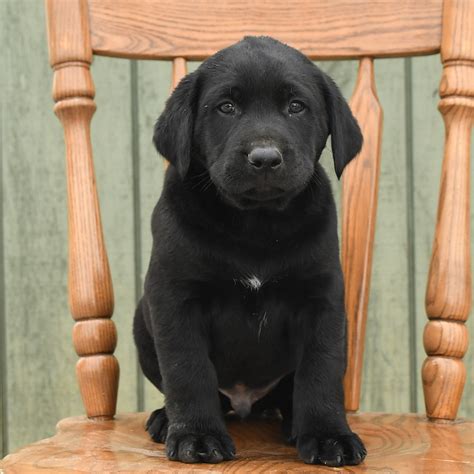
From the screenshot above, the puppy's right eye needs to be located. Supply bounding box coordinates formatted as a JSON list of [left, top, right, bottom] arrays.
[[218, 102, 235, 114], [288, 100, 305, 114]]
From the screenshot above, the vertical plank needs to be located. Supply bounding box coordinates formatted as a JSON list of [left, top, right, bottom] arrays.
[[172, 58, 188, 91], [321, 59, 411, 413], [342, 58, 383, 412], [0, 0, 6, 458], [91, 55, 138, 415], [2, 0, 137, 453], [358, 59, 412, 413], [412, 55, 474, 418]]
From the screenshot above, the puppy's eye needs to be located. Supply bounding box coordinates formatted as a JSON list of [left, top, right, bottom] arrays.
[[218, 102, 235, 114], [288, 101, 305, 114]]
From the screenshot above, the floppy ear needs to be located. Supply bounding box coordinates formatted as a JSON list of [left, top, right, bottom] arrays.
[[153, 72, 198, 179], [321, 74, 363, 179]]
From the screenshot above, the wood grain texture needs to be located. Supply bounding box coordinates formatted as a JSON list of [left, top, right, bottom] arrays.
[[422, 0, 474, 421], [342, 58, 383, 412], [87, 0, 442, 60], [172, 57, 187, 91], [2, 412, 473, 472], [75, 355, 119, 420], [424, 320, 468, 358], [412, 54, 474, 419], [73, 319, 117, 356], [46, 0, 119, 419]]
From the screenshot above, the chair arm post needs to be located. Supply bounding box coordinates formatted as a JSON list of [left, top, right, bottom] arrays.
[[423, 0, 473, 421], [45, 0, 119, 419]]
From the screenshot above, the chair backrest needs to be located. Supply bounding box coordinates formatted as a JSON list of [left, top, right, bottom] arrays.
[[45, 0, 473, 422]]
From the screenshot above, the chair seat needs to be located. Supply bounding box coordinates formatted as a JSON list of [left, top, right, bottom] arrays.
[[1, 412, 472, 472]]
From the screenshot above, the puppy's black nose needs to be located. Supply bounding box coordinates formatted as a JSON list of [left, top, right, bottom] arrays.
[[248, 147, 283, 170]]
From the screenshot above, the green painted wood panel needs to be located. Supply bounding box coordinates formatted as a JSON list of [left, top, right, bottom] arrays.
[[411, 55, 474, 417], [1, 3, 473, 457], [315, 59, 412, 413], [91, 55, 139, 415], [359, 58, 412, 413], [0, 0, 6, 458]]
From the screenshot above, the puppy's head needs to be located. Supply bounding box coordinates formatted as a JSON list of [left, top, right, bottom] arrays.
[[154, 36, 362, 210]]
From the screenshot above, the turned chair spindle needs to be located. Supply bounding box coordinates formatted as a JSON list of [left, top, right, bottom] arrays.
[[47, 0, 119, 419], [423, 0, 473, 421]]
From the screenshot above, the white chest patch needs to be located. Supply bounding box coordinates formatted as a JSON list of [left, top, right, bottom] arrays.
[[239, 275, 263, 291]]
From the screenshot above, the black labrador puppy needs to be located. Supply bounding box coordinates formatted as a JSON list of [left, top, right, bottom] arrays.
[[134, 36, 367, 467]]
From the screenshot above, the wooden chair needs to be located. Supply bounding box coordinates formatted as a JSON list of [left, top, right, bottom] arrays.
[[1, 0, 473, 471]]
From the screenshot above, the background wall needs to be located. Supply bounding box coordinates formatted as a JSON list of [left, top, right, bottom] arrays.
[[1, 0, 473, 457]]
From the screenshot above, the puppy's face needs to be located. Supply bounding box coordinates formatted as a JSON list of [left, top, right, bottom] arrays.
[[154, 37, 362, 211]]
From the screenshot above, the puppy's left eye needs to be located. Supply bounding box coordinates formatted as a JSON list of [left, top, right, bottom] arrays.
[[218, 102, 235, 114], [288, 101, 305, 114]]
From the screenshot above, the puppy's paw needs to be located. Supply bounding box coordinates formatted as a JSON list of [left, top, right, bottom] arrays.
[[146, 408, 169, 443], [297, 432, 366, 466], [166, 428, 235, 464]]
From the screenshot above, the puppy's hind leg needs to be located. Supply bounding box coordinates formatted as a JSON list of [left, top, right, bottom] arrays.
[[252, 373, 295, 444], [274, 374, 295, 445], [133, 298, 163, 390], [133, 298, 168, 442], [146, 407, 169, 443]]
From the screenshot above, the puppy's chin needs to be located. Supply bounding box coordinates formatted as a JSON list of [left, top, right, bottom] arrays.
[[217, 187, 300, 212]]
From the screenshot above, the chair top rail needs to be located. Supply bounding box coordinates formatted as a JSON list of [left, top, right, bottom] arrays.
[[88, 0, 442, 60]]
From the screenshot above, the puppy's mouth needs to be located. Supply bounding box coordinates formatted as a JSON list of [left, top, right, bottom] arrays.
[[220, 186, 297, 211], [241, 187, 287, 202]]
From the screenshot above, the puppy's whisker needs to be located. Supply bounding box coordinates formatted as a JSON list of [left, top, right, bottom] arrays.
[[257, 311, 268, 342], [201, 179, 214, 192], [189, 171, 209, 182], [190, 173, 213, 190]]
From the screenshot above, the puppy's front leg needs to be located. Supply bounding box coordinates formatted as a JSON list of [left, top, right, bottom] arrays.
[[149, 292, 235, 464], [294, 302, 366, 467]]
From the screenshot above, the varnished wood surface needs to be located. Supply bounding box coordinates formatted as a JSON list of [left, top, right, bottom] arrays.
[[45, 0, 119, 419], [2, 413, 473, 472], [171, 57, 187, 91], [88, 0, 442, 60], [342, 59, 383, 412], [423, 0, 474, 421], [412, 53, 474, 420]]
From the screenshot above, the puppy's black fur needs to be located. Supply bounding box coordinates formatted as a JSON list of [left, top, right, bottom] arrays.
[[134, 36, 367, 466]]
